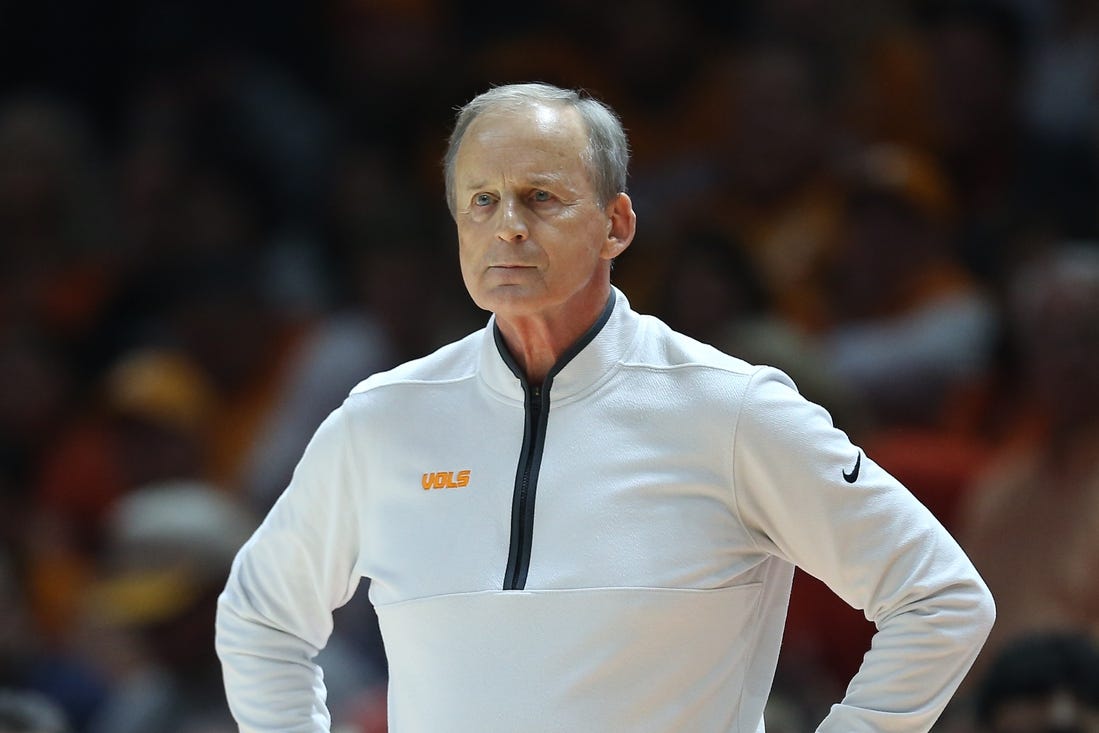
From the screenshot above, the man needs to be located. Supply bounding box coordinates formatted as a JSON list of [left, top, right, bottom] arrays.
[[216, 83, 994, 732]]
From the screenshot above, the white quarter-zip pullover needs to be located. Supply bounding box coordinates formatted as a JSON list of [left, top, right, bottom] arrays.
[[216, 289, 994, 732]]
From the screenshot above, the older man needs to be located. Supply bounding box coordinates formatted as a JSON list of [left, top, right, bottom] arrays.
[[216, 83, 994, 732]]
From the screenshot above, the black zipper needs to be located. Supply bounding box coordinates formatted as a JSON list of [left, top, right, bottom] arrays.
[[496, 292, 617, 591], [502, 381, 549, 590]]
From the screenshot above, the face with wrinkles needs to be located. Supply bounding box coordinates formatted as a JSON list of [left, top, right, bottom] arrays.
[[452, 103, 633, 324]]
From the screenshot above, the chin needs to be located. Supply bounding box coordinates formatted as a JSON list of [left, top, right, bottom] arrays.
[[473, 285, 548, 318]]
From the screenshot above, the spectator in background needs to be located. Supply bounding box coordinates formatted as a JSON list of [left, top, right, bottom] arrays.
[[822, 142, 996, 428], [150, 257, 309, 493], [25, 348, 216, 647], [973, 631, 1099, 733], [672, 38, 846, 333], [81, 481, 253, 733], [1019, 0, 1099, 148], [0, 95, 114, 348], [80, 479, 383, 733], [36, 348, 216, 527], [0, 689, 69, 733], [0, 553, 103, 732], [0, 330, 72, 542], [920, 0, 1099, 284], [958, 245, 1099, 682]]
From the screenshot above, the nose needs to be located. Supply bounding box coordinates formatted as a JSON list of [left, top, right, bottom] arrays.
[[495, 198, 528, 244]]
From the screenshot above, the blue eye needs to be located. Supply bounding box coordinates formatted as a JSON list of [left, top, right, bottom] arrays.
[[474, 193, 493, 206], [532, 190, 551, 202]]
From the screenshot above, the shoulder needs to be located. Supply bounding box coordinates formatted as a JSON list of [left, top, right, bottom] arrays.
[[347, 328, 484, 398], [612, 312, 810, 423], [626, 312, 766, 382], [627, 312, 825, 424]]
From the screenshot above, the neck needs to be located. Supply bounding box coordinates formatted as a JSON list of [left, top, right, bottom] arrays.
[[495, 286, 612, 383]]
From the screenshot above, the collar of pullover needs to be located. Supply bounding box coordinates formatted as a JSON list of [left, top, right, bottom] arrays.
[[479, 287, 638, 403]]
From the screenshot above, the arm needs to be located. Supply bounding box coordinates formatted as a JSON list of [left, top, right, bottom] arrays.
[[732, 368, 994, 733], [216, 404, 363, 732]]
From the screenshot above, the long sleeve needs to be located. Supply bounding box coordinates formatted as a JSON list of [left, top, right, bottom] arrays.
[[216, 404, 364, 732], [731, 367, 994, 732]]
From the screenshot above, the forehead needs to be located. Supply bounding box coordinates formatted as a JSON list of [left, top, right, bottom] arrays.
[[455, 103, 591, 182]]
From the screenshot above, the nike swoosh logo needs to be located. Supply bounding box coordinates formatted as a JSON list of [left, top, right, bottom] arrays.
[[843, 452, 861, 483]]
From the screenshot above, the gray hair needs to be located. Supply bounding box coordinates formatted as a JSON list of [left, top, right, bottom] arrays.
[[443, 83, 629, 217]]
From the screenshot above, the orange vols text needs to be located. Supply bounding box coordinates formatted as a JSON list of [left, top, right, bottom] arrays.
[[422, 470, 471, 490]]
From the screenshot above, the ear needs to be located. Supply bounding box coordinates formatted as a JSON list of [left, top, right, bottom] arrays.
[[600, 193, 637, 260]]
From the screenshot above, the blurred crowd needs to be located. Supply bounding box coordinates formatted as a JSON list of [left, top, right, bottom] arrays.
[[2, 0, 1099, 731]]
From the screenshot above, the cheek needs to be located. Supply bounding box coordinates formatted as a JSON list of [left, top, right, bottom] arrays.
[[547, 239, 602, 285], [456, 223, 480, 256], [455, 231, 476, 278], [567, 221, 612, 262], [457, 244, 480, 288]]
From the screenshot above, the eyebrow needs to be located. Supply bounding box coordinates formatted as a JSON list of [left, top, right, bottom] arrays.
[[527, 173, 567, 188], [460, 173, 572, 191]]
